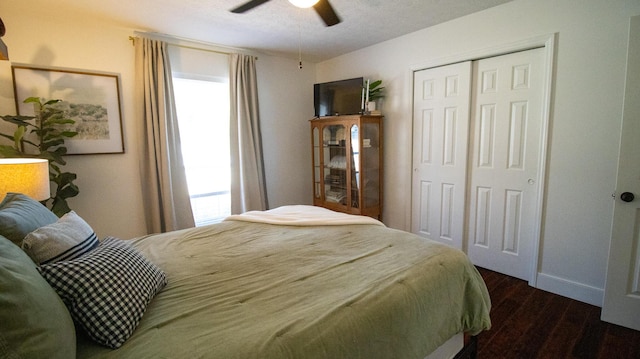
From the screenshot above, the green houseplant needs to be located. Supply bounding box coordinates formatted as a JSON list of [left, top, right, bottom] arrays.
[[0, 97, 79, 216], [366, 79, 385, 114], [367, 80, 385, 101]]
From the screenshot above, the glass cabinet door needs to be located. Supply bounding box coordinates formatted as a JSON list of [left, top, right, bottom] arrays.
[[361, 122, 380, 208], [313, 127, 321, 199], [350, 125, 360, 209], [322, 124, 347, 205]]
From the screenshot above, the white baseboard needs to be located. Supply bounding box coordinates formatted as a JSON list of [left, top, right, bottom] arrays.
[[423, 333, 463, 359], [535, 272, 604, 307]]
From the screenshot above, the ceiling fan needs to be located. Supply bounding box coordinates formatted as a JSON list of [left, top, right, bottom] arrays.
[[231, 0, 341, 27]]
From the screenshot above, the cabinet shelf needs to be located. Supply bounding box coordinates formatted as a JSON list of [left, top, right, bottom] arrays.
[[311, 115, 383, 221]]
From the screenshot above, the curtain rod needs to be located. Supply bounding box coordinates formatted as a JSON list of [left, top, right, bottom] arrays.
[[129, 32, 258, 59]]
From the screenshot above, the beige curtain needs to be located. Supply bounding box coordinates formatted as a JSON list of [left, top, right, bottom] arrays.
[[135, 37, 195, 233], [229, 53, 268, 214]]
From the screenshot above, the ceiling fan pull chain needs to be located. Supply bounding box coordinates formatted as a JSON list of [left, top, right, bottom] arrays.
[[298, 17, 303, 69]]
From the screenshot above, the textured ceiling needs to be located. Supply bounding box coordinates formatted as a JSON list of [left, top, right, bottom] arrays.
[[37, 0, 512, 62]]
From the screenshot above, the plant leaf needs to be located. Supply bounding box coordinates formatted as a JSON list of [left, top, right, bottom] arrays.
[[43, 99, 61, 106], [0, 145, 24, 157], [23, 97, 41, 104], [368, 80, 382, 89], [60, 131, 78, 138], [50, 198, 71, 217], [1, 115, 35, 127], [13, 126, 25, 149], [46, 118, 75, 125]]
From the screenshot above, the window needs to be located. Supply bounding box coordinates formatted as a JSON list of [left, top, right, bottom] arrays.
[[173, 76, 230, 226]]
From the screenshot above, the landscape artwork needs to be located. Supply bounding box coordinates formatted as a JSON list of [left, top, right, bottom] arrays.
[[53, 101, 110, 141], [12, 65, 124, 154]]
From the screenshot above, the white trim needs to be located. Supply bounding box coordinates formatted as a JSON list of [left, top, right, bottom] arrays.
[[536, 272, 604, 307], [172, 71, 229, 83], [409, 34, 554, 72], [408, 33, 557, 286], [530, 34, 557, 288], [423, 333, 463, 359], [133, 31, 260, 58]]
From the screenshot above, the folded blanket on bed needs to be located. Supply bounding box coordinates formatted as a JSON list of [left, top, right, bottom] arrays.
[[224, 205, 385, 227]]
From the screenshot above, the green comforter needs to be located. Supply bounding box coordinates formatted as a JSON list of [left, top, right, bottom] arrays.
[[77, 218, 490, 358]]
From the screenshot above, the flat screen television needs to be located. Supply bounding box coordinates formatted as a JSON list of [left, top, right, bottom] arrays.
[[314, 77, 364, 117]]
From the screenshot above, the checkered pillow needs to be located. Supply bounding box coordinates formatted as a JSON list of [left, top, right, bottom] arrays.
[[37, 236, 167, 349]]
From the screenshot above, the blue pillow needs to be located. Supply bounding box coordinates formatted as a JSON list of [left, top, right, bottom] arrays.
[[0, 193, 59, 245], [0, 235, 76, 359]]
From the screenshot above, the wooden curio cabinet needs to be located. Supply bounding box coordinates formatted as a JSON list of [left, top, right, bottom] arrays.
[[310, 115, 383, 220]]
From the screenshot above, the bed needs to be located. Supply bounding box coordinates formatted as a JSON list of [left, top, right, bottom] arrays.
[[0, 195, 490, 359]]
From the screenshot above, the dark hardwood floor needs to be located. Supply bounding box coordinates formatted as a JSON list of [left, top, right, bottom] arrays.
[[475, 267, 640, 359]]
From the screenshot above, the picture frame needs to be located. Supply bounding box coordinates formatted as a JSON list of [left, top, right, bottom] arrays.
[[11, 64, 125, 155]]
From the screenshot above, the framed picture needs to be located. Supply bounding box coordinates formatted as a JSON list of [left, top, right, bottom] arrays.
[[12, 64, 124, 155]]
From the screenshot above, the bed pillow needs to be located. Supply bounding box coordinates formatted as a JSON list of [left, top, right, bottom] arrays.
[[0, 192, 59, 245], [22, 210, 99, 265], [38, 236, 167, 349], [0, 235, 76, 359]]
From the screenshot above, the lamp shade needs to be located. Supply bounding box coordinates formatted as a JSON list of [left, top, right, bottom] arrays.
[[0, 158, 50, 201]]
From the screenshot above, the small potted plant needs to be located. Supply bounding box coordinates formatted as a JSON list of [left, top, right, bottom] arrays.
[[366, 79, 385, 114]]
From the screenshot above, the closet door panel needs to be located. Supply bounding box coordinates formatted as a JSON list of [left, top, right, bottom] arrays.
[[411, 62, 472, 249], [467, 47, 545, 280]]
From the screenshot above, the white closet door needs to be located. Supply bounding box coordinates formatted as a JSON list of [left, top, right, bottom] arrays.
[[466, 47, 545, 280], [601, 15, 640, 331], [411, 62, 472, 249]]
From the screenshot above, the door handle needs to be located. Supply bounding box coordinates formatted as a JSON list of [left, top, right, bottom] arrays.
[[620, 192, 635, 203]]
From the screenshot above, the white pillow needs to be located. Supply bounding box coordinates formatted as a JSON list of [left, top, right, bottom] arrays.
[[22, 211, 98, 265]]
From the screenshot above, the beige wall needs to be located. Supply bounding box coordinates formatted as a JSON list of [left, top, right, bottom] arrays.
[[315, 0, 640, 306], [0, 4, 145, 239], [0, 2, 314, 239], [257, 55, 315, 209]]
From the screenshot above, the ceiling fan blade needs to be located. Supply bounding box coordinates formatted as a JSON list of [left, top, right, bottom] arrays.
[[231, 0, 271, 14], [313, 0, 341, 27]]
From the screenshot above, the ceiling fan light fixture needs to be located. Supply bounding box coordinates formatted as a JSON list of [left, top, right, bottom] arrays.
[[288, 0, 319, 9], [231, 0, 340, 27]]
